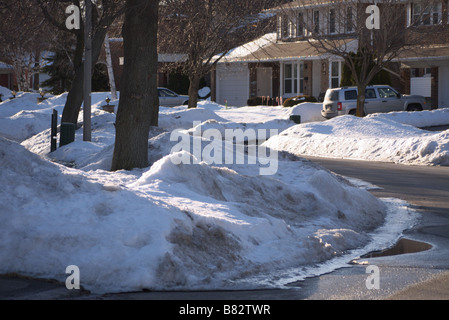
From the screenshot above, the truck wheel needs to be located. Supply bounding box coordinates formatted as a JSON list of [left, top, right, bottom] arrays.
[[407, 104, 422, 112]]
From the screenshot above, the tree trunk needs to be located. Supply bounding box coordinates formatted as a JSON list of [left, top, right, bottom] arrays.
[[111, 0, 159, 171], [60, 24, 109, 125], [187, 74, 200, 109], [104, 34, 117, 100]]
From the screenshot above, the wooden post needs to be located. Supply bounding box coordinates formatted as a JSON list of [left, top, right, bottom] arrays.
[[83, 0, 92, 142], [51, 109, 58, 152]]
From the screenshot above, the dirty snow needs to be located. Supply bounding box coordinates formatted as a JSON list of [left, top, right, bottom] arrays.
[[1, 88, 445, 293]]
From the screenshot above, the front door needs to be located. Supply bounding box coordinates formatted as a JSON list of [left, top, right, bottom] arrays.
[[257, 67, 272, 97]]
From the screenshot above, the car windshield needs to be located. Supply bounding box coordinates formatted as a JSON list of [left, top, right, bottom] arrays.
[[378, 87, 399, 98], [325, 89, 339, 101], [158, 89, 177, 97]]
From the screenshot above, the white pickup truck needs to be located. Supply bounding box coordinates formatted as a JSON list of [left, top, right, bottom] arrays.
[[321, 85, 431, 119]]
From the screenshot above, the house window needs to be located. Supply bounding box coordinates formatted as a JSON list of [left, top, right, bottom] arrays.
[[346, 7, 354, 32], [283, 62, 304, 96], [297, 12, 304, 37], [284, 63, 298, 95], [411, 2, 442, 25], [329, 9, 336, 34], [314, 10, 320, 34], [279, 14, 297, 39], [330, 61, 341, 88], [282, 15, 289, 38]]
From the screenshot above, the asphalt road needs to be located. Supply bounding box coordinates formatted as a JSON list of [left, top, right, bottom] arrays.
[[303, 156, 449, 217]]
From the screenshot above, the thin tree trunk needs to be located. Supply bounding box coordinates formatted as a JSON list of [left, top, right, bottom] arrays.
[[188, 74, 200, 109], [60, 27, 109, 125], [104, 34, 117, 100], [111, 0, 159, 171]]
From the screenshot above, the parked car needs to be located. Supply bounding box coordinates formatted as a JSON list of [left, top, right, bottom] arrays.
[[158, 87, 189, 107], [321, 85, 430, 119]]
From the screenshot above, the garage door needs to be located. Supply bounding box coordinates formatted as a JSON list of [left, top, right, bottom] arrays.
[[439, 66, 449, 108], [411, 77, 431, 98], [216, 63, 249, 107]]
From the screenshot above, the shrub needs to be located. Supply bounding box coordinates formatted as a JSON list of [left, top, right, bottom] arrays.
[[283, 95, 317, 107], [247, 96, 279, 106]]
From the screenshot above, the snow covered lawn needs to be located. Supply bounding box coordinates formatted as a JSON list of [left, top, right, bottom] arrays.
[[1, 88, 446, 293], [264, 110, 449, 165]]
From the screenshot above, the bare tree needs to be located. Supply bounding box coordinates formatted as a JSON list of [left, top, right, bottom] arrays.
[[111, 0, 160, 171], [280, 0, 433, 116], [0, 0, 54, 91], [36, 0, 125, 145], [159, 0, 280, 108]]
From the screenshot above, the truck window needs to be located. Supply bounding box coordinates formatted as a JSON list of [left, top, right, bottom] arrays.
[[344, 90, 357, 100], [365, 88, 376, 99]]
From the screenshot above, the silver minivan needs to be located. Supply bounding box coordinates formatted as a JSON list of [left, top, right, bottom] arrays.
[[321, 85, 429, 119]]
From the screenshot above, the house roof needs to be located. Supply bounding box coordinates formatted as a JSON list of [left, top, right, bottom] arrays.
[[220, 35, 357, 63], [267, 0, 346, 12], [398, 44, 449, 60], [0, 61, 13, 72], [396, 44, 449, 67]]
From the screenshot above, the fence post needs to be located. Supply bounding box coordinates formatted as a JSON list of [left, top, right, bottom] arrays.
[[51, 109, 58, 152]]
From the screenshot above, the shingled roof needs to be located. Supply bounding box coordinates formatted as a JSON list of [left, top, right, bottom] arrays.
[[220, 35, 357, 62]]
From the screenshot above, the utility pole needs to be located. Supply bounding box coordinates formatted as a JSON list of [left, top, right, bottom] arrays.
[[83, 0, 92, 141]]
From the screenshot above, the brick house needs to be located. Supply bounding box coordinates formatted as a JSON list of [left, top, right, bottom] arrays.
[[212, 0, 449, 108], [395, 1, 449, 108], [0, 61, 14, 90], [98, 36, 187, 93]]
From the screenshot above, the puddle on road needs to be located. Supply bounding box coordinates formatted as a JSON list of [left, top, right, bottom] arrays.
[[361, 238, 432, 258]]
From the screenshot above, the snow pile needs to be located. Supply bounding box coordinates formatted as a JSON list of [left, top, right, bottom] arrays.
[[0, 92, 116, 142], [0, 137, 396, 293], [264, 114, 449, 165], [288, 102, 325, 123], [2, 91, 441, 294], [367, 108, 449, 128], [0, 85, 11, 98], [214, 102, 323, 124], [159, 106, 229, 130]]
